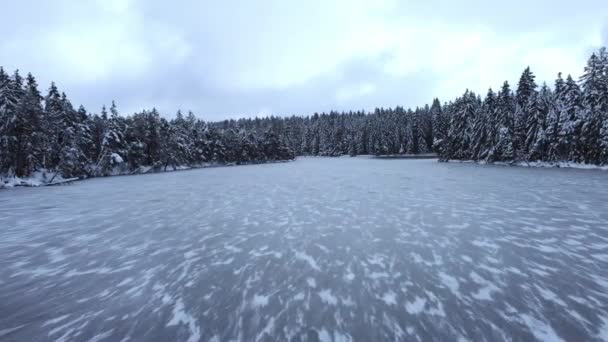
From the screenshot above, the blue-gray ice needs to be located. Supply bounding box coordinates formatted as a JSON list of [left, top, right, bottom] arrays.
[[1, 158, 608, 341]]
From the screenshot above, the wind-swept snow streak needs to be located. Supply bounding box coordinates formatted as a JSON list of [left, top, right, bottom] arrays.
[[1, 158, 607, 341]]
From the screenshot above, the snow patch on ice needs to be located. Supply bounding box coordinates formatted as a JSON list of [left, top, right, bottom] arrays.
[[318, 328, 352, 342], [295, 251, 320, 271], [255, 316, 276, 342], [251, 294, 270, 308], [89, 329, 115, 342], [520, 314, 563, 342], [318, 289, 338, 305], [405, 297, 426, 314], [535, 285, 567, 307], [368, 272, 389, 280], [438, 272, 460, 295], [0, 325, 25, 338], [167, 298, 201, 342], [318, 329, 332, 342], [211, 257, 234, 266], [42, 315, 70, 327], [597, 317, 608, 341], [344, 267, 355, 282], [381, 291, 397, 306], [470, 272, 501, 301]]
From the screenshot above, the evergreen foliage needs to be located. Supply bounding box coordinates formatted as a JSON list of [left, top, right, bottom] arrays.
[[1, 48, 607, 180]]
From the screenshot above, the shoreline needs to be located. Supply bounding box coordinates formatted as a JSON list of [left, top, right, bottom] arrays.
[[0, 159, 295, 189]]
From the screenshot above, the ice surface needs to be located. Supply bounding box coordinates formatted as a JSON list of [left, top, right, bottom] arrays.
[[1, 157, 608, 341]]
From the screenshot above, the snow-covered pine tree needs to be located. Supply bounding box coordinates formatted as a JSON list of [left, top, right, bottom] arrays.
[[545, 73, 565, 162], [75, 105, 94, 167], [443, 90, 478, 160], [2, 70, 26, 176], [596, 47, 608, 164], [558, 75, 585, 162], [579, 50, 607, 164], [601, 117, 608, 165], [0, 68, 21, 175], [471, 88, 495, 161], [430, 98, 445, 153], [420, 104, 434, 152], [57, 92, 88, 177], [487, 81, 514, 162], [408, 108, 421, 155], [17, 73, 45, 176], [43, 82, 64, 170], [528, 83, 552, 161], [514, 67, 538, 160], [170, 110, 193, 166]]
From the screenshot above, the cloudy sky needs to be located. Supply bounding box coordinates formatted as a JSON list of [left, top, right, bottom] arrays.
[[1, 0, 607, 120]]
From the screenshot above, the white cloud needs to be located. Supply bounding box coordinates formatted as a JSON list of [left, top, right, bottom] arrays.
[[1, 0, 607, 118], [336, 82, 377, 103], [44, 26, 150, 82]]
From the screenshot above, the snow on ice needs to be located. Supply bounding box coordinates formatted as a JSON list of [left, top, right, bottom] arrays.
[[1, 157, 608, 341]]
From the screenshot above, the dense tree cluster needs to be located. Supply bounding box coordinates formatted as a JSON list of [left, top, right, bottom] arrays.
[[439, 48, 608, 164], [0, 73, 294, 179], [227, 105, 436, 158], [220, 48, 608, 165], [1, 48, 607, 180]]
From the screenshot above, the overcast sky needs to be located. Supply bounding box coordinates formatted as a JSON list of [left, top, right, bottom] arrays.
[[1, 0, 607, 120]]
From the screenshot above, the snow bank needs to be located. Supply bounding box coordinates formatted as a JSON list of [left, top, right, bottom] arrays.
[[110, 153, 124, 164], [446, 159, 608, 171], [0, 171, 74, 189], [1, 159, 296, 190]]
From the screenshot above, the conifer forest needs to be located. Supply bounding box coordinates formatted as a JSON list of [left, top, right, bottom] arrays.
[[2, 48, 607, 182]]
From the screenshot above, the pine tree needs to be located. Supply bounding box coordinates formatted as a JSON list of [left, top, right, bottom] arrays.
[[430, 98, 445, 153], [57, 92, 87, 177], [545, 73, 565, 162], [17, 73, 45, 175], [0, 68, 20, 174], [487, 82, 514, 162], [43, 82, 64, 170], [579, 49, 607, 164], [595, 48, 608, 164], [528, 83, 552, 161], [514, 67, 538, 160], [558, 75, 584, 162], [442, 90, 478, 160], [1, 70, 26, 176], [471, 88, 495, 161]]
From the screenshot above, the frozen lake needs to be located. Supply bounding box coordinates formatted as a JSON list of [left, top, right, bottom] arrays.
[[1, 157, 608, 341]]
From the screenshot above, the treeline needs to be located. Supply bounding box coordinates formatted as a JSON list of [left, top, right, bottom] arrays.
[[1, 48, 607, 180], [0, 71, 295, 179], [218, 48, 608, 165], [437, 48, 608, 164]]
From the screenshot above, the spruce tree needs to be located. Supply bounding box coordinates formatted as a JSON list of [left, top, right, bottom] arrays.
[[471, 88, 495, 161], [487, 82, 514, 162], [528, 83, 552, 161], [579, 49, 607, 164], [430, 98, 445, 153], [17, 73, 45, 175], [0, 68, 19, 174], [545, 73, 565, 161], [514, 67, 538, 159]]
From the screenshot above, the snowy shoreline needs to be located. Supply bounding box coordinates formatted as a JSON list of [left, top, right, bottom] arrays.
[[0, 159, 295, 189], [444, 159, 608, 171]]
